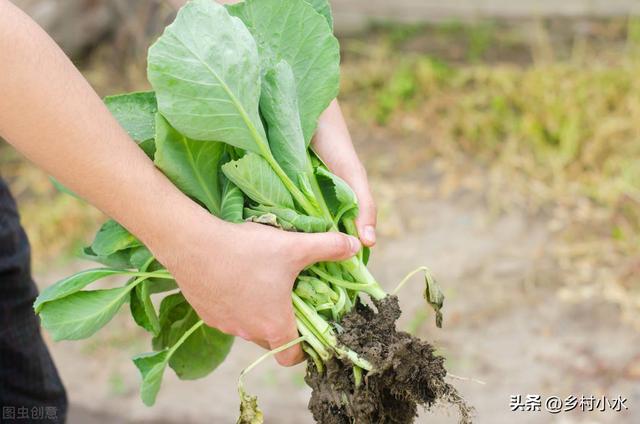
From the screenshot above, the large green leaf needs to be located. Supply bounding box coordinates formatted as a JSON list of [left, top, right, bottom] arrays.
[[104, 91, 158, 158], [91, 220, 141, 257], [39, 287, 132, 341], [304, 0, 333, 29], [154, 114, 224, 215], [229, 0, 340, 143], [260, 60, 309, 182], [222, 153, 294, 208], [147, 0, 268, 154], [34, 268, 124, 313]]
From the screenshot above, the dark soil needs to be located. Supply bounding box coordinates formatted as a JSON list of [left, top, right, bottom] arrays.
[[305, 296, 473, 424]]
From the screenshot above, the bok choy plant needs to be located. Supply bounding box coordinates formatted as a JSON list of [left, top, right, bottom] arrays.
[[35, 1, 455, 422]]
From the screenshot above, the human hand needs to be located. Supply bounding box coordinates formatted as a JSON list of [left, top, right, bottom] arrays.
[[312, 100, 377, 246], [151, 215, 361, 367]]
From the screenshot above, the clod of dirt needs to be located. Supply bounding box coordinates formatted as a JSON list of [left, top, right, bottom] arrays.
[[305, 296, 473, 424]]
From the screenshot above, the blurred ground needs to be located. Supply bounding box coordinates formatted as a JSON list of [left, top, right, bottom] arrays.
[[1, 6, 639, 424]]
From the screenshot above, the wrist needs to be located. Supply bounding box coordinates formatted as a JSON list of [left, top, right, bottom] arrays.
[[110, 165, 227, 266]]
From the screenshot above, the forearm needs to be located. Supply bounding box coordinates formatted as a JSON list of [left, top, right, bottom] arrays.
[[0, 0, 216, 254]]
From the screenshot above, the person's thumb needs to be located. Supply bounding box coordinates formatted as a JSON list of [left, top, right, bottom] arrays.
[[294, 231, 361, 267]]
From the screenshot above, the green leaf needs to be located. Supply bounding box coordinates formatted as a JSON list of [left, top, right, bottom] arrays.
[[128, 248, 178, 293], [167, 309, 234, 380], [148, 0, 268, 154], [220, 178, 245, 223], [151, 293, 234, 380], [362, 246, 371, 265], [39, 287, 132, 341], [130, 281, 161, 335], [229, 0, 340, 143], [135, 318, 223, 406], [222, 153, 294, 209], [34, 268, 125, 313], [91, 220, 141, 257], [80, 246, 133, 269], [104, 91, 157, 142], [128, 246, 154, 270], [104, 91, 158, 158], [154, 114, 225, 215], [245, 206, 330, 233], [315, 166, 358, 220], [259, 60, 309, 182], [152, 293, 189, 351], [146, 279, 179, 295], [132, 350, 170, 406], [304, 0, 333, 30]]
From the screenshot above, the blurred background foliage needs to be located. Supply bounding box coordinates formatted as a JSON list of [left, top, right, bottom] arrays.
[[338, 18, 640, 322], [0, 2, 638, 322]]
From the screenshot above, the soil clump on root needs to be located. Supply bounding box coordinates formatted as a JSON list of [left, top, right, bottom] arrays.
[[305, 296, 473, 424]]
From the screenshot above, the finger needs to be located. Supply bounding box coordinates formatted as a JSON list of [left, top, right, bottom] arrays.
[[293, 231, 361, 267], [315, 147, 377, 246], [339, 169, 377, 247], [353, 186, 377, 247], [268, 314, 305, 367], [254, 339, 270, 350], [234, 329, 270, 350]]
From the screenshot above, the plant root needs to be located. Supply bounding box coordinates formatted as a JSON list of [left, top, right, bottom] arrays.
[[305, 296, 473, 424]]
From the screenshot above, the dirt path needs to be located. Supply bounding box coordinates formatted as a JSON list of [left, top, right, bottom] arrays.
[[36, 131, 640, 424]]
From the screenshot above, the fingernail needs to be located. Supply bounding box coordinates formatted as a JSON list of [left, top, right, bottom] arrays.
[[347, 236, 360, 254], [363, 225, 376, 244]]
